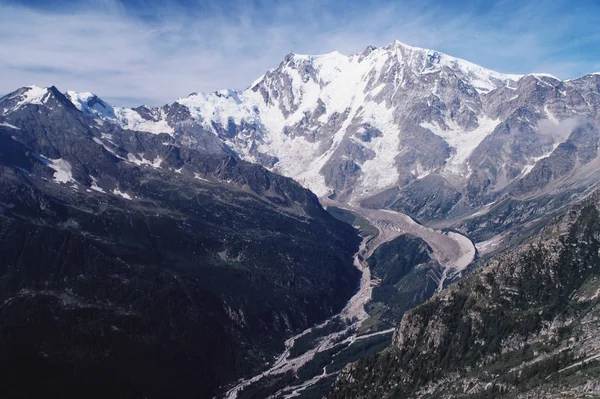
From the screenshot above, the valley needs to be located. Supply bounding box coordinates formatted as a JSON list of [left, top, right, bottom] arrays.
[[1, 36, 599, 399], [223, 203, 476, 399], [329, 191, 600, 399]]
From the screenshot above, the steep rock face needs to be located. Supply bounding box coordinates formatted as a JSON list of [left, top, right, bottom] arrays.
[[0, 87, 361, 398], [53, 44, 600, 229], [328, 191, 600, 399]]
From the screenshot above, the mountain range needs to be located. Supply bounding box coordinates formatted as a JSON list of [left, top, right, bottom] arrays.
[[1, 39, 599, 398], [0, 85, 360, 398], [57, 41, 600, 223]]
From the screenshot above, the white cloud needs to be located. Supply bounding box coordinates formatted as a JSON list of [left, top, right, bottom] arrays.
[[0, 0, 597, 107]]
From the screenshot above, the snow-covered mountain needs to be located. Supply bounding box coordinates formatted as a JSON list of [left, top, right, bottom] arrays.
[[62, 41, 524, 197], [6, 40, 600, 226], [2, 39, 600, 399]]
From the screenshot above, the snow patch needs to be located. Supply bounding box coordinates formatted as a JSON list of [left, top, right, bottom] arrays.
[[19, 85, 49, 105], [115, 108, 174, 135], [66, 91, 174, 135], [520, 143, 560, 177], [6, 86, 51, 113], [422, 117, 501, 175], [469, 201, 497, 218], [528, 73, 561, 81], [47, 158, 74, 184], [177, 91, 256, 131], [92, 137, 125, 159], [89, 176, 105, 193], [152, 156, 163, 168], [127, 153, 162, 168], [66, 91, 115, 120], [411, 163, 431, 179], [112, 188, 132, 200], [0, 122, 20, 130]]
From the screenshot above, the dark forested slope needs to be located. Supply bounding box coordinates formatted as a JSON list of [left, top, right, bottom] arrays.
[[0, 87, 360, 399], [329, 191, 600, 398]]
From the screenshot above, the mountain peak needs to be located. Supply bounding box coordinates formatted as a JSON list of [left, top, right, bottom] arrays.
[[283, 51, 296, 63], [359, 45, 377, 58], [65, 90, 116, 120], [390, 39, 419, 50], [1, 85, 77, 114], [380, 39, 434, 55], [283, 50, 346, 64], [66, 90, 109, 109], [526, 72, 561, 81], [15, 85, 51, 105]]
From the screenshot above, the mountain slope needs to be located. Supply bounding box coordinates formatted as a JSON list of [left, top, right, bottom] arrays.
[[51, 41, 600, 250], [61, 41, 522, 199], [3, 39, 600, 398], [0, 86, 361, 398], [328, 189, 600, 398]]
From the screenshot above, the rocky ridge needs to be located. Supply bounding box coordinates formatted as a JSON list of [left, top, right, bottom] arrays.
[[329, 190, 600, 398]]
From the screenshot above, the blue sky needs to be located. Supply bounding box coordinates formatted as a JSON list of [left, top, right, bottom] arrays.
[[1, 0, 599, 106]]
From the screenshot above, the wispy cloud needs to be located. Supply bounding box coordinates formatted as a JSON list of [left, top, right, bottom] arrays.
[[1, 0, 598, 106]]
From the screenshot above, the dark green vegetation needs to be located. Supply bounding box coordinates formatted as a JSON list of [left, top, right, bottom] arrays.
[[329, 193, 600, 398], [294, 375, 339, 399], [324, 334, 391, 374], [365, 235, 441, 329], [0, 88, 361, 399]]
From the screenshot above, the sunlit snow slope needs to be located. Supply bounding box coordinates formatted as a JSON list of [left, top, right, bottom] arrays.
[[54, 40, 600, 222]]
